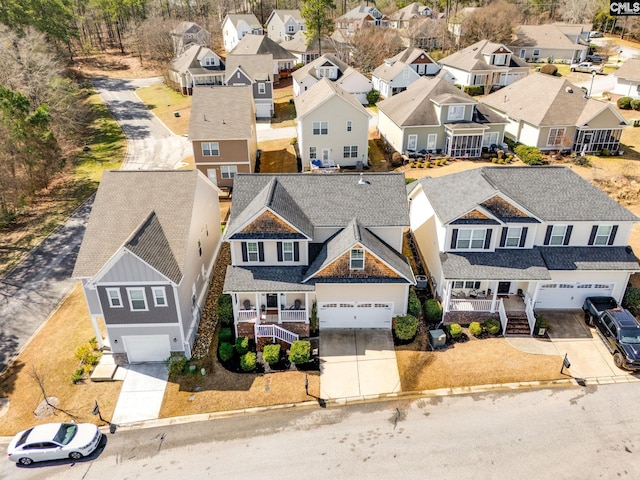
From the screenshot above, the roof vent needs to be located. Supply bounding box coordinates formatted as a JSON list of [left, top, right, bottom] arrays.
[[566, 86, 573, 93], [358, 173, 370, 185]]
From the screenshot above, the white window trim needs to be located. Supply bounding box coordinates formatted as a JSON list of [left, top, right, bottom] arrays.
[[594, 225, 613, 245], [258, 82, 266, 94], [202, 142, 219, 156], [283, 241, 294, 261], [152, 287, 168, 307], [309, 146, 317, 159], [247, 241, 259, 262], [549, 225, 567, 245], [350, 248, 365, 270], [407, 134, 418, 151], [126, 287, 149, 312], [447, 105, 465, 121], [505, 227, 522, 247], [456, 228, 486, 250], [347, 120, 352, 132], [106, 288, 123, 308], [221, 165, 237, 179], [426, 134, 437, 150], [547, 128, 566, 147], [312, 121, 328, 135]]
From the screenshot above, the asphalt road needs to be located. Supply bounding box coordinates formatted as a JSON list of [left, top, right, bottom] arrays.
[[3, 382, 640, 479]]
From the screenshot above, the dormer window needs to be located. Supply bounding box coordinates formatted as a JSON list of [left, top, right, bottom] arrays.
[[203, 57, 217, 67], [350, 248, 364, 269], [493, 54, 507, 65], [456, 229, 486, 249], [447, 105, 465, 121]]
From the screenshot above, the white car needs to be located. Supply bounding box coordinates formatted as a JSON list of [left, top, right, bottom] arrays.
[[570, 62, 604, 74], [7, 423, 102, 466]]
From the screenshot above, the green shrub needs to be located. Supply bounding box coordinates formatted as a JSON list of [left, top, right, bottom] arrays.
[[288, 340, 311, 364], [71, 367, 84, 384], [539, 64, 557, 76], [469, 321, 483, 337], [217, 294, 234, 325], [366, 89, 380, 105], [449, 323, 463, 338], [75, 344, 99, 366], [623, 286, 640, 316], [88, 337, 98, 350], [405, 177, 417, 185], [424, 161, 431, 168], [408, 288, 421, 317], [262, 344, 281, 365], [463, 85, 484, 96], [240, 352, 257, 372], [618, 96, 633, 109], [394, 314, 419, 340], [219, 327, 233, 343], [235, 336, 250, 355], [483, 318, 502, 335], [424, 299, 442, 324], [218, 342, 234, 362], [514, 145, 544, 165], [166, 355, 188, 376], [632, 99, 640, 111]]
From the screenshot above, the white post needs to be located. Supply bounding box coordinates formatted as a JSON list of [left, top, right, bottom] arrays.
[[443, 281, 452, 312], [91, 315, 104, 349], [490, 282, 498, 313]]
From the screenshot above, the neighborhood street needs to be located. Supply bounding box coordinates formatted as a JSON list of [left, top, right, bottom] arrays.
[[2, 383, 640, 479]]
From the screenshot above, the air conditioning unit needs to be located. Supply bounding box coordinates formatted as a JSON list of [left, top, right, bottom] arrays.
[[415, 275, 428, 289], [429, 329, 446, 349]]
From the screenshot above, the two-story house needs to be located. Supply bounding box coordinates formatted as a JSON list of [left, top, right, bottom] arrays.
[[407, 166, 640, 335], [372, 47, 440, 98], [229, 34, 297, 82], [222, 13, 264, 52], [167, 45, 225, 95], [509, 23, 590, 64], [266, 9, 305, 43], [377, 73, 506, 158], [481, 73, 627, 154], [223, 173, 415, 343], [281, 31, 337, 65], [189, 86, 257, 189], [439, 40, 529, 90], [224, 54, 274, 118], [295, 78, 371, 171], [73, 170, 222, 363], [170, 21, 211, 56], [334, 4, 389, 38], [388, 2, 433, 30], [292, 53, 372, 104]]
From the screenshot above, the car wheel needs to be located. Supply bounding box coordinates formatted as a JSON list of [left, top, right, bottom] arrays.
[[613, 352, 624, 369], [586, 313, 594, 327], [18, 457, 34, 466], [571, 68, 576, 72], [69, 451, 84, 460]]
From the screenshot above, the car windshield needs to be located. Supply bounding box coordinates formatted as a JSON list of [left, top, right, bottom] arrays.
[[620, 328, 640, 344], [53, 424, 78, 445]]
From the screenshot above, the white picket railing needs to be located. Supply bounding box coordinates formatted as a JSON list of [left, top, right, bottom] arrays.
[[256, 324, 299, 345], [449, 298, 493, 312], [280, 310, 307, 322], [238, 309, 259, 322], [498, 299, 508, 335]]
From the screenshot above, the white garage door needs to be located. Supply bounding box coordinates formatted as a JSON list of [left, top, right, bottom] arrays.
[[535, 283, 614, 309], [256, 103, 272, 118], [318, 302, 393, 329], [123, 335, 171, 363]]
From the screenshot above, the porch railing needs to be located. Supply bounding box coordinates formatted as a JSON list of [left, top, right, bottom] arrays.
[[256, 324, 299, 345], [238, 309, 259, 322], [449, 298, 493, 312], [525, 296, 536, 335], [280, 310, 307, 322], [498, 299, 508, 334]]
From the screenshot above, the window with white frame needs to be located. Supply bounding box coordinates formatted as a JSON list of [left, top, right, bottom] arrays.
[[127, 288, 148, 311], [427, 134, 437, 150], [549, 225, 567, 245], [201, 142, 219, 156], [483, 131, 499, 147], [221, 165, 237, 179], [456, 229, 486, 249], [493, 54, 507, 65], [407, 134, 418, 151], [594, 225, 613, 245], [343, 145, 358, 158], [206, 169, 217, 184], [505, 227, 522, 247], [309, 146, 317, 159], [533, 49, 540, 56], [106, 288, 122, 308], [258, 83, 266, 94], [346, 120, 352, 132], [283, 241, 294, 261], [447, 105, 465, 121], [312, 121, 328, 135], [287, 25, 295, 33], [247, 242, 259, 262], [350, 248, 364, 269], [152, 287, 167, 307], [547, 128, 566, 147]]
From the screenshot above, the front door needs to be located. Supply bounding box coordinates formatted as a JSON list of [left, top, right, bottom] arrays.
[[266, 293, 278, 309], [322, 149, 330, 161], [498, 282, 511, 294]]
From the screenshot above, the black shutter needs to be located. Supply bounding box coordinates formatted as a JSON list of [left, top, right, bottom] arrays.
[[258, 242, 265, 261], [588, 226, 598, 246], [277, 242, 283, 261], [608, 225, 618, 245], [563, 225, 573, 245], [543, 226, 552, 245], [294, 242, 300, 261], [451, 229, 458, 249], [241, 242, 248, 262], [519, 227, 528, 247], [484, 229, 492, 249], [499, 228, 508, 247]]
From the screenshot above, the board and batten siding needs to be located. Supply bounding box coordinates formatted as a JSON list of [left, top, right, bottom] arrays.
[[100, 252, 169, 284]]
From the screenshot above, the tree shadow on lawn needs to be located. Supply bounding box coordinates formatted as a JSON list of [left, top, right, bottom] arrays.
[[259, 149, 297, 173]]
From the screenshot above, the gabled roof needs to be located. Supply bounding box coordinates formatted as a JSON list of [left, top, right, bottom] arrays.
[[391, 47, 435, 65], [481, 73, 627, 126], [280, 31, 335, 54], [73, 170, 207, 281], [188, 86, 254, 141], [377, 74, 476, 127], [389, 2, 432, 20], [614, 58, 640, 81], [293, 53, 349, 82], [410, 166, 639, 224], [224, 14, 262, 30], [168, 45, 223, 75], [372, 56, 417, 82], [439, 39, 528, 71], [511, 24, 588, 50], [225, 54, 273, 82], [338, 5, 384, 21], [171, 21, 207, 36], [294, 77, 370, 119], [230, 34, 296, 61], [227, 173, 410, 233], [266, 9, 304, 25]]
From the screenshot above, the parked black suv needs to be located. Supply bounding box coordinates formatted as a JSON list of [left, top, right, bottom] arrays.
[[593, 308, 640, 370]]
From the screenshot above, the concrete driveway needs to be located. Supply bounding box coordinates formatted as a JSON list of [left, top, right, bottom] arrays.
[[319, 329, 400, 400], [111, 363, 169, 425]]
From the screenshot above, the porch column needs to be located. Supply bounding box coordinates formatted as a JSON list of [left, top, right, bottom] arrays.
[[255, 293, 261, 321], [90, 315, 104, 349], [305, 293, 309, 321], [490, 282, 499, 313], [443, 281, 452, 313], [531, 282, 541, 306]]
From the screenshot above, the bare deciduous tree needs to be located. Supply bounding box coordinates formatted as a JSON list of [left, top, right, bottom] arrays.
[[348, 27, 404, 74], [460, 0, 522, 47]]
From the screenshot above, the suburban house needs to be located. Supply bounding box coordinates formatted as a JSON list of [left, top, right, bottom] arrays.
[[223, 172, 415, 343], [391, 14, 442, 49], [372, 47, 440, 98], [388, 2, 433, 29], [439, 40, 529, 89], [73, 170, 222, 363], [294, 78, 371, 171], [377, 73, 506, 158], [229, 33, 297, 82], [222, 13, 263, 52], [224, 54, 274, 118], [334, 4, 389, 37], [509, 23, 590, 63], [280, 31, 337, 64], [481, 73, 627, 154], [266, 9, 305, 43], [613, 58, 640, 98], [167, 45, 225, 95], [447, 6, 477, 46], [292, 53, 372, 104], [188, 86, 257, 189], [170, 21, 211, 55], [407, 166, 640, 335]]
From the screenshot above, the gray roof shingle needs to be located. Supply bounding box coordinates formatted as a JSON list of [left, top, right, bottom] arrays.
[[223, 266, 316, 292], [230, 34, 296, 60], [188, 86, 254, 141], [613, 58, 640, 81], [439, 40, 528, 71], [224, 54, 273, 82], [441, 249, 552, 280], [538, 246, 640, 271]]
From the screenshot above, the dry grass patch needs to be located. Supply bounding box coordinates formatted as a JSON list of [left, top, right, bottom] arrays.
[[0, 284, 121, 436], [136, 83, 192, 135], [272, 79, 296, 127], [259, 138, 298, 173], [397, 336, 564, 391]]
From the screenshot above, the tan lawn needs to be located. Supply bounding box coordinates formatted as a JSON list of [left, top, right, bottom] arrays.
[[135, 83, 192, 135], [259, 138, 298, 173]]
